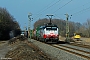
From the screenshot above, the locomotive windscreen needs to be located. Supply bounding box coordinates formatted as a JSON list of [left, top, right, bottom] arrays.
[[46, 26, 57, 30]]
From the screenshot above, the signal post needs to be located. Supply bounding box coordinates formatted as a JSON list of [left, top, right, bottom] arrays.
[[65, 13, 70, 43], [28, 13, 33, 42]]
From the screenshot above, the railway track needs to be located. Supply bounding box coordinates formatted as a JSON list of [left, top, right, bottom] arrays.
[[51, 44, 90, 59], [70, 42, 90, 49], [35, 39, 90, 59]]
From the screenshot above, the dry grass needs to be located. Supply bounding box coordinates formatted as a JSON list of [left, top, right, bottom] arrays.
[[59, 36, 66, 41], [85, 38, 90, 42], [80, 38, 90, 45], [59, 36, 90, 45], [82, 38, 90, 42]]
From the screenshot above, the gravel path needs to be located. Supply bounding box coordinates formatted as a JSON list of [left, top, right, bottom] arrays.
[[6, 42, 53, 60], [0, 41, 21, 59], [31, 39, 88, 60], [0, 41, 9, 58]]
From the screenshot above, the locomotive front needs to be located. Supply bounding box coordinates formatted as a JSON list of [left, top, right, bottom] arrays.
[[43, 25, 59, 42]]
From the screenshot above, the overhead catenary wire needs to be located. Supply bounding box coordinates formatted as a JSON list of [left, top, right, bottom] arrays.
[[72, 6, 90, 16], [53, 0, 73, 14], [43, 0, 61, 12], [54, 14, 62, 19], [70, 1, 90, 16], [34, 0, 73, 22], [34, 0, 62, 20], [34, 0, 90, 22], [51, 0, 73, 19], [54, 0, 90, 19], [69, 1, 90, 13], [36, 0, 55, 14]]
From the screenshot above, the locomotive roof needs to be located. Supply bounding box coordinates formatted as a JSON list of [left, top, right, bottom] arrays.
[[45, 23, 58, 27], [38, 23, 58, 30], [40, 24, 57, 29]]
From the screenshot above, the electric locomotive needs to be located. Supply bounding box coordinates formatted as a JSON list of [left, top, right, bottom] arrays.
[[36, 23, 59, 43]]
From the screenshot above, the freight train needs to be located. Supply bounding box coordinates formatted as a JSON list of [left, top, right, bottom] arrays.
[[33, 23, 59, 43]]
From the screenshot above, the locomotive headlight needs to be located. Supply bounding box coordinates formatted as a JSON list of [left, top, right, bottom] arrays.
[[55, 34, 59, 37]]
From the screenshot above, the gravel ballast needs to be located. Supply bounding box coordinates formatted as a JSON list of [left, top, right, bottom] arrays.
[[31, 39, 88, 60]]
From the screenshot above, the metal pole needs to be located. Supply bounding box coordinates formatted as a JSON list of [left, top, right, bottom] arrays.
[[24, 23, 27, 37], [28, 13, 32, 42], [65, 13, 70, 43]]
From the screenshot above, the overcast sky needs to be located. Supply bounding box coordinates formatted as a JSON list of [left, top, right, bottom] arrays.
[[0, 0, 90, 30]]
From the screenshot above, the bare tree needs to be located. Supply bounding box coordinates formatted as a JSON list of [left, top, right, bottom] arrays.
[[83, 19, 90, 37], [0, 7, 21, 40]]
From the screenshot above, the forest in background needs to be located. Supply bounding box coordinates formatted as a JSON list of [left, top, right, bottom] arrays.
[[34, 18, 90, 37], [0, 7, 21, 40]]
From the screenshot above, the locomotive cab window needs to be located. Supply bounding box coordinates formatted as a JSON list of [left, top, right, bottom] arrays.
[[46, 27, 57, 30], [52, 27, 57, 30]]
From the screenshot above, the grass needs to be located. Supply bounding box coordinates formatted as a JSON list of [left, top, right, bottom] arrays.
[[83, 38, 90, 43]]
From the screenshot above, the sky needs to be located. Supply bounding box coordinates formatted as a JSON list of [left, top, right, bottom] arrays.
[[0, 0, 90, 30]]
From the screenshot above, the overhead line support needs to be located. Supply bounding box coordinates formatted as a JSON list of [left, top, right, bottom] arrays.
[[65, 13, 70, 43]]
